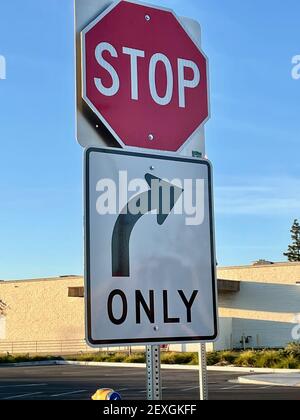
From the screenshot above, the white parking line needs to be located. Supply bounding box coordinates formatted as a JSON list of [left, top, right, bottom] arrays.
[[221, 385, 266, 391], [138, 387, 168, 393], [104, 373, 141, 377], [182, 386, 199, 392], [2, 392, 43, 400], [51, 390, 88, 398], [0, 383, 47, 389], [221, 385, 241, 390]]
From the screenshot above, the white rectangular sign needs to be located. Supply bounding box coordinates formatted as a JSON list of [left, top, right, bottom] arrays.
[[85, 148, 218, 346]]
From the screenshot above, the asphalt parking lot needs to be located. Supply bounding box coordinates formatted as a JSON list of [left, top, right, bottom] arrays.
[[0, 365, 299, 400]]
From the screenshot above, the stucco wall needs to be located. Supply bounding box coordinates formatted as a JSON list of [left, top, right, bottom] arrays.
[[216, 263, 300, 349], [0, 277, 84, 343], [219, 282, 300, 323], [218, 262, 300, 285], [231, 318, 295, 349]]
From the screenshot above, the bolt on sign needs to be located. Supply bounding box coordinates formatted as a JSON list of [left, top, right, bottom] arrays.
[[76, 0, 209, 154], [85, 148, 218, 346]]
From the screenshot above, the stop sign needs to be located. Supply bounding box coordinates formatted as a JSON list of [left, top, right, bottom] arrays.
[[81, 0, 209, 152]]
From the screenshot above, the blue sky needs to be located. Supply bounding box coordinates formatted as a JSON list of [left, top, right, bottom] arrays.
[[0, 0, 299, 279]]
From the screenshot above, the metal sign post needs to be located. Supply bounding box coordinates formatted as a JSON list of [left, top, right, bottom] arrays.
[[199, 343, 208, 400], [146, 345, 162, 400]]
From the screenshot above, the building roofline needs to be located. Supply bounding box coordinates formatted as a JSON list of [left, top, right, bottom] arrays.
[[0, 276, 83, 285], [218, 262, 300, 270]]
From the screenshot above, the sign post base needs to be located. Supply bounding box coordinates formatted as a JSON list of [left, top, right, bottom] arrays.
[[199, 343, 208, 400], [146, 345, 162, 400]]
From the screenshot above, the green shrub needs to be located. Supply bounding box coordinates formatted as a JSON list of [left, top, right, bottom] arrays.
[[3, 348, 300, 369], [206, 351, 221, 366], [124, 354, 145, 364], [160, 352, 176, 364], [255, 351, 282, 368], [277, 355, 300, 369], [69, 352, 114, 362], [0, 354, 15, 364], [0, 353, 59, 364], [92, 353, 117, 362], [172, 353, 196, 365], [219, 351, 239, 365], [186, 353, 199, 365], [109, 353, 127, 363], [284, 342, 300, 358], [235, 351, 257, 367]]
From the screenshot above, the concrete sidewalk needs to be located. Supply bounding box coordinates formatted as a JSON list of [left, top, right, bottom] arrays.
[[238, 373, 300, 388]]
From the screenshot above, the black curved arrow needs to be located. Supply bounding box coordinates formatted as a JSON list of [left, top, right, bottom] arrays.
[[112, 174, 184, 277]]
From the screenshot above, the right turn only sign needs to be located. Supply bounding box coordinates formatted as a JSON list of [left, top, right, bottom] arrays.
[[85, 148, 218, 346]]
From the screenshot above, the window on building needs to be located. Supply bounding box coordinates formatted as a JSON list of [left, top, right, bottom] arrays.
[[68, 287, 84, 298]]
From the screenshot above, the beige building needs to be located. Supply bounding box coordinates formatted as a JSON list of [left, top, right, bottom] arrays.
[[0, 276, 88, 354], [216, 261, 300, 351], [1, 261, 300, 354]]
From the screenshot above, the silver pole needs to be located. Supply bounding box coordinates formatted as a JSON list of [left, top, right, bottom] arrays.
[[146, 345, 162, 400], [198, 343, 208, 400]]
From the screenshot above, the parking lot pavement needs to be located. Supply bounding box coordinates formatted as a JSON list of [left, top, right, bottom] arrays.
[[0, 365, 300, 400]]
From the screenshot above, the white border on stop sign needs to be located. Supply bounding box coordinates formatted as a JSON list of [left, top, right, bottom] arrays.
[[76, 0, 211, 156]]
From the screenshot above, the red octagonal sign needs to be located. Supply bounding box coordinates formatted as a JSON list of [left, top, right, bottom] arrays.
[[82, 0, 209, 152]]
